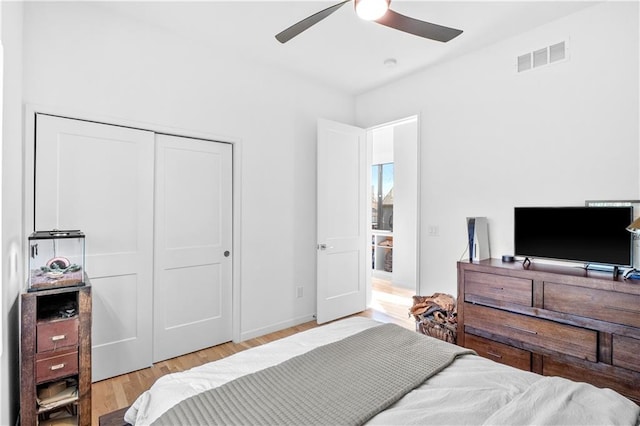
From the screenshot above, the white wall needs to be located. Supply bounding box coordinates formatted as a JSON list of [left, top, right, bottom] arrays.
[[20, 1, 354, 344], [355, 1, 640, 298], [1, 2, 24, 424]]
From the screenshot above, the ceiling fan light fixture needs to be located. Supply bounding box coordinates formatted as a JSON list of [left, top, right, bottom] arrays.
[[355, 0, 390, 21]]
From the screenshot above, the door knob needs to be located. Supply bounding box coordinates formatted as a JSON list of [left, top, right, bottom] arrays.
[[224, 251, 230, 257]]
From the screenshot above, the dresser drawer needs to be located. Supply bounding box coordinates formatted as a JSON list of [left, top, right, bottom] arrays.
[[464, 271, 532, 306], [464, 303, 597, 361], [613, 334, 640, 372], [36, 349, 78, 384], [544, 283, 640, 328], [542, 356, 640, 405], [37, 318, 78, 353], [464, 333, 531, 371]]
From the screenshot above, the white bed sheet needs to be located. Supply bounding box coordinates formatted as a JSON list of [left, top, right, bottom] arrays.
[[125, 317, 640, 426]]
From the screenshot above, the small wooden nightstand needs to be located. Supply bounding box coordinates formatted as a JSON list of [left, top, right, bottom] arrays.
[[21, 282, 92, 425]]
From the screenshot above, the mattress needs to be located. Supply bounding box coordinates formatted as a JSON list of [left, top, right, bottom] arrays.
[[125, 317, 640, 425]]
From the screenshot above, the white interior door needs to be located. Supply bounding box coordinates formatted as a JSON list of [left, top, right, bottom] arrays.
[[34, 114, 154, 381], [153, 134, 232, 362], [316, 118, 368, 324]]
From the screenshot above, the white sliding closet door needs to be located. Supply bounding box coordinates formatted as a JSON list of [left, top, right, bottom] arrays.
[[35, 114, 155, 381], [153, 134, 232, 362]]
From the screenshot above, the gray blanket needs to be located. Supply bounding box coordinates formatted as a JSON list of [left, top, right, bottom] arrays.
[[152, 323, 475, 426]]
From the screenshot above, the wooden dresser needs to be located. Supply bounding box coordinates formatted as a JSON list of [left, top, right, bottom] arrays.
[[21, 284, 92, 425], [457, 259, 640, 405]]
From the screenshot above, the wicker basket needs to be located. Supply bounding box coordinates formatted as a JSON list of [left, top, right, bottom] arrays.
[[416, 318, 457, 344]]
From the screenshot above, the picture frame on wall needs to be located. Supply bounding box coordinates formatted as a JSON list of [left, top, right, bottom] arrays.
[[585, 200, 640, 219]]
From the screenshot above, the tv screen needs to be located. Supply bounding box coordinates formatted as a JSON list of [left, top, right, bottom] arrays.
[[514, 206, 633, 267]]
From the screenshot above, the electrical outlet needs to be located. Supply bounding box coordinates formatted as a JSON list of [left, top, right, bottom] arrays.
[[428, 225, 440, 236], [296, 286, 304, 298]]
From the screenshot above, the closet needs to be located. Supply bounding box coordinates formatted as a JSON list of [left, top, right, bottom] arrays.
[[33, 114, 232, 381]]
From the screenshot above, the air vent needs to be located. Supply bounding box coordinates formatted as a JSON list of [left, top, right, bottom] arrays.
[[549, 41, 566, 63], [517, 40, 567, 73], [517, 53, 532, 72], [533, 48, 548, 68]]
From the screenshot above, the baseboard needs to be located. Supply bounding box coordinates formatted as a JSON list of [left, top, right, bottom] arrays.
[[239, 313, 316, 342]]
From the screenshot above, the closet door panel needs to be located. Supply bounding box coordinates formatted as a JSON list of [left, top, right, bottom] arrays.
[[153, 134, 232, 362], [163, 265, 223, 328], [35, 114, 154, 381]]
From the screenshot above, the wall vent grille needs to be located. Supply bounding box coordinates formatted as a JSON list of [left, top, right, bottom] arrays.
[[517, 41, 567, 73], [533, 48, 548, 68], [549, 42, 566, 63], [517, 53, 532, 72]]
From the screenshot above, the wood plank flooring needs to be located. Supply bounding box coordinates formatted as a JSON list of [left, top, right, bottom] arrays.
[[92, 279, 415, 425], [370, 276, 415, 324]]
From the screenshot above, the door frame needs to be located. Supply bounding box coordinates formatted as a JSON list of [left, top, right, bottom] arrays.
[[24, 104, 244, 343], [365, 114, 421, 302]]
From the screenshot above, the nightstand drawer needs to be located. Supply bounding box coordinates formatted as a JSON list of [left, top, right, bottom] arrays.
[[36, 349, 78, 384], [613, 334, 640, 372], [464, 303, 597, 361], [464, 333, 531, 371], [37, 318, 79, 353], [544, 282, 640, 328], [464, 271, 532, 306]]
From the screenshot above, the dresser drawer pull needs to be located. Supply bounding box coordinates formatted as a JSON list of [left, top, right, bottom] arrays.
[[486, 351, 503, 359], [604, 305, 639, 315], [50, 363, 65, 371], [490, 287, 505, 291], [51, 335, 67, 342], [505, 324, 538, 335]]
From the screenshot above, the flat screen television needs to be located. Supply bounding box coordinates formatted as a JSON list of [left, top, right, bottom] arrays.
[[514, 206, 633, 267]]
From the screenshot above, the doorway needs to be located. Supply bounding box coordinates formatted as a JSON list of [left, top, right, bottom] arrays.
[[315, 116, 419, 325], [368, 116, 419, 325]]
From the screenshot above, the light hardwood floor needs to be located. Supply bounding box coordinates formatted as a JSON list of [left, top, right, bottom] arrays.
[[370, 276, 416, 325], [92, 279, 416, 424]]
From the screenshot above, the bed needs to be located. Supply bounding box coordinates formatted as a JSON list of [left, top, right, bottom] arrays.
[[124, 317, 640, 425]]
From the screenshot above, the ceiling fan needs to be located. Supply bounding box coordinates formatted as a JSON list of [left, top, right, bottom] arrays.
[[275, 0, 463, 44]]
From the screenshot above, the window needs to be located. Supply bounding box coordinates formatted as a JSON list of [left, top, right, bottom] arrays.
[[371, 163, 393, 230]]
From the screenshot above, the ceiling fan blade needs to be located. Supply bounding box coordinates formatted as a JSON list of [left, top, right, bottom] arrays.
[[276, 0, 351, 44], [375, 9, 463, 42]]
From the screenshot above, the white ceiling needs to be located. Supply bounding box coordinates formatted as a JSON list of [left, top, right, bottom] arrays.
[[98, 1, 599, 95]]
